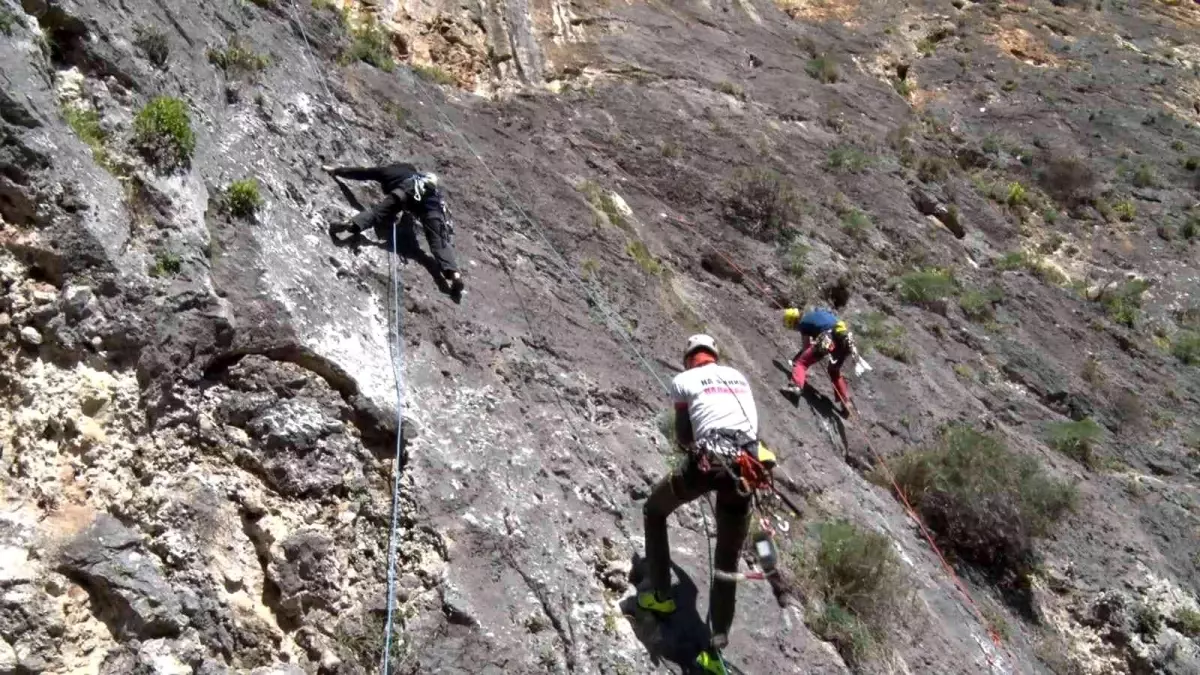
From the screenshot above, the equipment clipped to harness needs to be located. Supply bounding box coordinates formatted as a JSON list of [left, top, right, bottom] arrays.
[[753, 531, 778, 574], [733, 448, 772, 497]]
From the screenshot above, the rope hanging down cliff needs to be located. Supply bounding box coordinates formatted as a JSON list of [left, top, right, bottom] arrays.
[[285, 5, 409, 673]]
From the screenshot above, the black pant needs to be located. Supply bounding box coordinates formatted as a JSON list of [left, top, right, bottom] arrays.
[[349, 189, 458, 274], [643, 456, 751, 642]]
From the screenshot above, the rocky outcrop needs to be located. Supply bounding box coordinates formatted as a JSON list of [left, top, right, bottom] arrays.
[[58, 515, 186, 640]]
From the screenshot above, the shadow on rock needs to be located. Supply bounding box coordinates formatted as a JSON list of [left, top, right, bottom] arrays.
[[623, 557, 712, 674]]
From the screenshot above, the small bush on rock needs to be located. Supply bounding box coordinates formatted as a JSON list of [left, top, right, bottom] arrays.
[[1173, 608, 1200, 637], [724, 167, 800, 242], [827, 145, 872, 173], [345, 15, 394, 72], [805, 55, 839, 83], [62, 104, 116, 172], [784, 237, 809, 277], [1131, 163, 1157, 188], [1113, 199, 1136, 222], [150, 252, 182, 278], [888, 424, 1076, 586], [789, 519, 906, 666], [1046, 418, 1104, 468], [840, 208, 870, 241], [1096, 278, 1150, 328], [412, 63, 456, 86], [207, 36, 269, 76], [852, 312, 911, 363], [1039, 153, 1097, 207], [960, 287, 1003, 322], [895, 268, 957, 305], [1172, 331, 1200, 365], [133, 96, 195, 171], [226, 178, 262, 219], [134, 24, 169, 67]]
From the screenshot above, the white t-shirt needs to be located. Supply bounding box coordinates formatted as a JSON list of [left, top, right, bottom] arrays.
[[670, 363, 758, 440]]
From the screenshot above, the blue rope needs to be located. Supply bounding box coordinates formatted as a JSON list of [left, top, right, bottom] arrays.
[[379, 220, 407, 674]]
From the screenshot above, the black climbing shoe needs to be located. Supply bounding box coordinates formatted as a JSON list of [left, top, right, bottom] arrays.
[[329, 221, 362, 238], [444, 270, 464, 296]]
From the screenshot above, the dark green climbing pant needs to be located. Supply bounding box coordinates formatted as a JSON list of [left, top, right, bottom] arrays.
[[643, 457, 751, 641]]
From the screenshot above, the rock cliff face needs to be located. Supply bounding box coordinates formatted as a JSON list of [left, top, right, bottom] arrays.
[[1, 0, 1199, 673]]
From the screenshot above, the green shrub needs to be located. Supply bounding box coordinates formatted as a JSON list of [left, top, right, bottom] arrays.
[[917, 156, 949, 184], [1040, 155, 1098, 206], [852, 312, 911, 363], [1131, 163, 1157, 188], [917, 37, 937, 56], [1186, 156, 1199, 171], [133, 96, 196, 171], [207, 36, 269, 75], [1046, 418, 1104, 468], [1173, 330, 1200, 365], [827, 145, 872, 174], [789, 520, 906, 666], [344, 15, 394, 71], [1181, 216, 1198, 240], [1173, 608, 1200, 637], [413, 63, 456, 86], [62, 104, 116, 172], [1134, 604, 1162, 637], [805, 56, 839, 84], [724, 167, 801, 242], [626, 240, 661, 276], [226, 178, 262, 218], [1006, 182, 1027, 207], [784, 237, 809, 277], [887, 424, 1077, 585], [1113, 199, 1136, 222], [134, 24, 169, 67], [996, 251, 1028, 271], [1030, 257, 1068, 286], [896, 268, 957, 305], [841, 208, 870, 241], [1081, 355, 1104, 384], [578, 181, 631, 234], [0, 10, 16, 36], [715, 80, 745, 99], [959, 287, 1002, 322], [893, 78, 911, 97], [1096, 278, 1150, 328], [150, 251, 182, 278]]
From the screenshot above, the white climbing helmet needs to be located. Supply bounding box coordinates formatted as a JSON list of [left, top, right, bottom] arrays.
[[684, 334, 719, 360]]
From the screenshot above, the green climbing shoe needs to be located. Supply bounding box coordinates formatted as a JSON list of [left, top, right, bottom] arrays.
[[696, 649, 728, 675], [636, 590, 676, 616]]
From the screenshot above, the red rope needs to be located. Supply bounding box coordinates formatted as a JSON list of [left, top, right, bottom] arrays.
[[662, 212, 1015, 671]]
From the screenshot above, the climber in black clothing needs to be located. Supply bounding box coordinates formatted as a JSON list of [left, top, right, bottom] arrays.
[[323, 161, 464, 296]]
